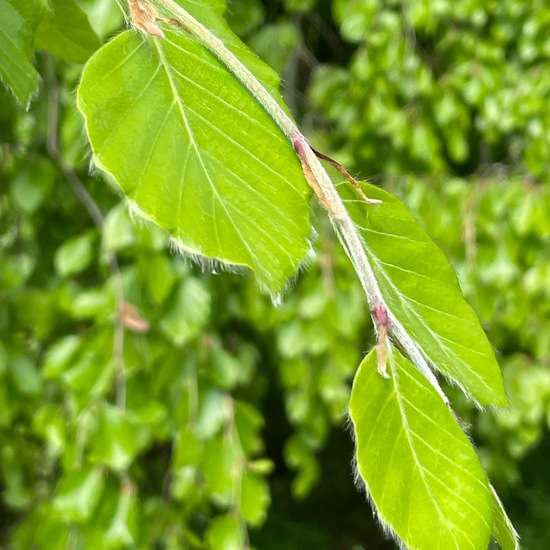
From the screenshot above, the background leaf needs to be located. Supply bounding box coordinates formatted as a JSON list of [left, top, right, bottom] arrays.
[[103, 485, 139, 548], [339, 181, 506, 406], [350, 347, 493, 549], [54, 231, 95, 277], [35, 0, 100, 64], [77, 28, 311, 293], [206, 514, 245, 550], [89, 404, 151, 471], [0, 0, 44, 105], [53, 466, 105, 523]]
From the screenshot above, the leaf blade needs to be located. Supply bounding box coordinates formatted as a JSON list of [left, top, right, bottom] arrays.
[[172, 0, 291, 115], [350, 347, 493, 549], [77, 29, 311, 293], [340, 182, 506, 405]]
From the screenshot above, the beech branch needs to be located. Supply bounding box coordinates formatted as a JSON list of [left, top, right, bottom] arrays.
[[132, 0, 449, 404]]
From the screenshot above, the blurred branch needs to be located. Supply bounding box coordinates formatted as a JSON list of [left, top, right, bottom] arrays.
[[462, 186, 480, 271], [44, 55, 127, 410]]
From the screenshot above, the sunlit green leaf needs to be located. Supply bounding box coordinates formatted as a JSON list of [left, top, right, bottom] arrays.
[[195, 386, 228, 439], [68, 288, 113, 320], [81, 0, 123, 40], [33, 404, 66, 454], [77, 28, 311, 292], [350, 347, 493, 549], [63, 355, 115, 396], [174, 0, 292, 116], [340, 182, 506, 406]]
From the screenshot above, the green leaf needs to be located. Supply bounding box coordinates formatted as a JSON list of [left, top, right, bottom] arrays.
[[35, 0, 100, 63], [102, 203, 136, 252], [195, 387, 228, 440], [33, 404, 66, 454], [206, 514, 245, 550], [53, 466, 105, 523], [89, 404, 150, 471], [225, 0, 264, 36], [63, 356, 115, 397], [249, 22, 300, 74], [208, 345, 253, 389], [103, 485, 139, 548], [174, 0, 291, 115], [0, 384, 14, 427], [340, 182, 506, 406], [67, 288, 113, 320], [77, 29, 311, 293], [10, 162, 52, 213], [350, 347, 493, 549], [284, 433, 320, 498], [144, 253, 176, 304], [9, 353, 42, 395], [0, 0, 44, 106], [54, 232, 95, 277], [490, 484, 521, 550], [159, 277, 210, 345], [235, 400, 264, 455], [81, 0, 124, 40], [239, 470, 270, 526], [0, 343, 7, 376], [203, 433, 238, 501]]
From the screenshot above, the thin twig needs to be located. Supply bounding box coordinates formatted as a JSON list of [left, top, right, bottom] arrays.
[[45, 55, 127, 410]]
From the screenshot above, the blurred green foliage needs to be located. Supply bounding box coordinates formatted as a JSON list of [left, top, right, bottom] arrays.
[[0, 0, 549, 548]]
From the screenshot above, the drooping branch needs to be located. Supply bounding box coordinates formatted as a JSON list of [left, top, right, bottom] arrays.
[[129, 0, 448, 404]]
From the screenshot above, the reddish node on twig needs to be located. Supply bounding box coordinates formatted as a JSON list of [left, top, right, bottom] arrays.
[[372, 303, 389, 327]]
